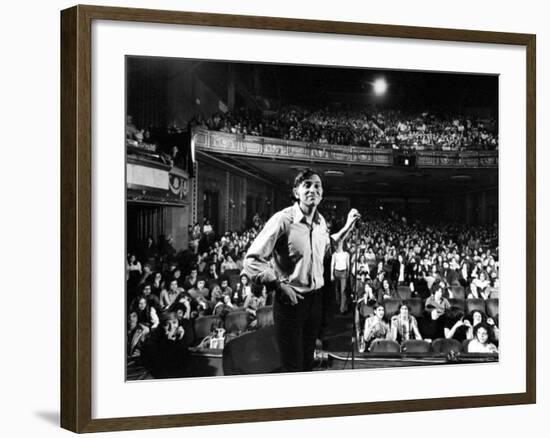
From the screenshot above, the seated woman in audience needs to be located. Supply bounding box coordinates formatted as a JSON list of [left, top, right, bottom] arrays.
[[137, 263, 154, 287], [131, 283, 160, 314], [363, 303, 392, 351], [212, 294, 237, 317], [468, 271, 491, 299], [126, 253, 142, 280], [150, 271, 164, 296], [234, 274, 252, 306], [371, 260, 386, 281], [355, 254, 370, 277], [220, 254, 238, 274], [209, 284, 223, 307], [467, 322, 499, 353], [390, 302, 422, 343], [188, 278, 210, 301], [131, 295, 159, 329], [466, 310, 500, 343], [243, 284, 266, 326], [205, 262, 219, 282], [126, 253, 143, 300], [423, 264, 440, 291], [378, 278, 398, 301]]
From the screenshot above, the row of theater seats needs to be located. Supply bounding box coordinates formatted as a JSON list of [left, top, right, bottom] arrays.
[[369, 338, 494, 354], [377, 298, 499, 321], [194, 298, 499, 344], [193, 305, 274, 342]]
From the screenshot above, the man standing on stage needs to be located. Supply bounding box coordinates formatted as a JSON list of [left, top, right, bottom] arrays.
[[243, 168, 360, 372]]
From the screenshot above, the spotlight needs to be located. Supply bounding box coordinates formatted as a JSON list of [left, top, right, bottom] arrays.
[[373, 78, 388, 96]]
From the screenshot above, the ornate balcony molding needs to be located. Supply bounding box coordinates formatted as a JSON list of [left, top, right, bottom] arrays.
[[192, 128, 498, 168], [416, 151, 498, 168]]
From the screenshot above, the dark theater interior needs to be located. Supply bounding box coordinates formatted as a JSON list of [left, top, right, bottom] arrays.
[[125, 56, 499, 379]]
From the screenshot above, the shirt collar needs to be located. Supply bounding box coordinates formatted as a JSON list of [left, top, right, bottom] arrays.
[[292, 202, 321, 225]]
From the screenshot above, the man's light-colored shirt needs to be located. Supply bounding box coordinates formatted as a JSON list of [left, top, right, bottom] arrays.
[[243, 203, 331, 294]]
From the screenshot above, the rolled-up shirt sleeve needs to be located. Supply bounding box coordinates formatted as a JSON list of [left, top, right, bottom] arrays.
[[243, 212, 285, 285]]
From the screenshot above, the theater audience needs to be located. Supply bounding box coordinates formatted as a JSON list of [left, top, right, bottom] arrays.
[[199, 107, 498, 150], [363, 303, 392, 351], [127, 310, 150, 357], [127, 208, 499, 379], [390, 303, 423, 343], [467, 323, 499, 353]]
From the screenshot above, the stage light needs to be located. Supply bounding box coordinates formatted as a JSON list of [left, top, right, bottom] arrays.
[[373, 78, 388, 96]]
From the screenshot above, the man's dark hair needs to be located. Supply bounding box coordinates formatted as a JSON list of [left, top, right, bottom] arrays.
[[293, 168, 321, 190]]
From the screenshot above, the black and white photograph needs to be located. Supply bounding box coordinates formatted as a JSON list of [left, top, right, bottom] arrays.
[[125, 56, 500, 380]]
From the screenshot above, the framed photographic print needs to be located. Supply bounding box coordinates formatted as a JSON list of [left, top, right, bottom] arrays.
[[60, 4, 536, 433]]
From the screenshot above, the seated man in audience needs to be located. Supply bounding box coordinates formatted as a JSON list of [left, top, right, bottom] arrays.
[[159, 279, 182, 310], [424, 284, 451, 314], [440, 260, 460, 286], [171, 302, 196, 347], [127, 310, 150, 357], [418, 305, 445, 342], [141, 311, 191, 378], [443, 309, 470, 343], [182, 267, 199, 290], [219, 278, 233, 298]]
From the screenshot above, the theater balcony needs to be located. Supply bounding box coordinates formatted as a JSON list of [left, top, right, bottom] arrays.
[[192, 128, 498, 169], [126, 144, 190, 207]]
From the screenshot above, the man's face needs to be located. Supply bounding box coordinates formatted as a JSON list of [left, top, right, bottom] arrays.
[[197, 280, 205, 289], [293, 174, 323, 209], [169, 280, 178, 292], [143, 285, 151, 296]]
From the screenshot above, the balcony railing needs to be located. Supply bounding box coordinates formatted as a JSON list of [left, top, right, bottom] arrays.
[[192, 128, 498, 168]]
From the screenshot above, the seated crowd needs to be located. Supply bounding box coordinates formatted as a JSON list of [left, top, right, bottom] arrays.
[[126, 218, 273, 377], [190, 107, 498, 151], [338, 214, 500, 354], [127, 211, 499, 376], [126, 114, 190, 170]]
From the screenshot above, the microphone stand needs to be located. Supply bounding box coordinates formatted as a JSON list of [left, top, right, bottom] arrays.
[[347, 221, 363, 370]]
